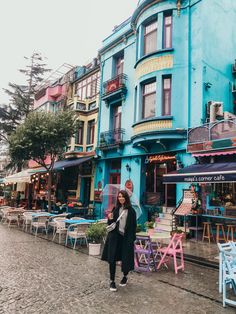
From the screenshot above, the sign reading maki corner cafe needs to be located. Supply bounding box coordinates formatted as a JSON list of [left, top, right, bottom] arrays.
[[163, 173, 236, 183], [163, 162, 236, 183], [183, 174, 226, 183]]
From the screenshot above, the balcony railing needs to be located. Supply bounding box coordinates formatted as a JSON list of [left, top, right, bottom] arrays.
[[187, 118, 236, 152], [102, 74, 127, 99], [99, 128, 125, 149]]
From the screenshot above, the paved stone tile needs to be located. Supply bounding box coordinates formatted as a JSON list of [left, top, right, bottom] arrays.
[[0, 225, 235, 313]]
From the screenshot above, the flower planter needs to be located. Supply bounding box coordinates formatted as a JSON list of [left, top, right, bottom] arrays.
[[88, 243, 101, 256], [148, 228, 155, 236]]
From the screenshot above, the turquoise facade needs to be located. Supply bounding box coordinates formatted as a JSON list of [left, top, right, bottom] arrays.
[[94, 0, 236, 221]]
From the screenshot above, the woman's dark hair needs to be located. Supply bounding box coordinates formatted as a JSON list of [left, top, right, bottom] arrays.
[[116, 190, 132, 208]]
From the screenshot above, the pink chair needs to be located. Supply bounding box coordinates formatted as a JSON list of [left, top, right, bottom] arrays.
[[157, 233, 184, 274]]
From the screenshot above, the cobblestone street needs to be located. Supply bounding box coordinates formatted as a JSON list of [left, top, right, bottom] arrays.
[[0, 225, 235, 314]]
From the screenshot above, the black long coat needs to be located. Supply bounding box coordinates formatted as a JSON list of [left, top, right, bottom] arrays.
[[101, 205, 137, 274]]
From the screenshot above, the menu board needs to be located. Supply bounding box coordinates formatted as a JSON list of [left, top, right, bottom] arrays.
[[175, 190, 194, 216]]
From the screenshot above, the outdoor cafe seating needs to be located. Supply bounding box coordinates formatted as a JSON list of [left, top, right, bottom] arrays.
[[218, 241, 236, 308], [31, 214, 54, 236], [157, 232, 184, 274], [134, 231, 185, 274], [0, 206, 25, 227], [65, 221, 91, 249], [52, 218, 68, 244], [134, 235, 157, 272]]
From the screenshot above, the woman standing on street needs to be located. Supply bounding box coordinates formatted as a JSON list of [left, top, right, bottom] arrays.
[[101, 190, 137, 291]]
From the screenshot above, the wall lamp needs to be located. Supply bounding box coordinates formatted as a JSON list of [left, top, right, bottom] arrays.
[[125, 164, 131, 172], [204, 82, 212, 90]]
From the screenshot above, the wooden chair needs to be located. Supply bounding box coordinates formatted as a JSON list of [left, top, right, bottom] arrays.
[[157, 233, 184, 274], [134, 235, 157, 272]]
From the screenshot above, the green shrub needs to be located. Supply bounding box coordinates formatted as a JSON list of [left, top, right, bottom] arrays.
[[136, 224, 142, 233], [86, 223, 107, 244], [144, 221, 154, 229]]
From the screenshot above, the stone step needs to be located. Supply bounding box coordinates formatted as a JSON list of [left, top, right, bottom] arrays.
[[161, 213, 174, 220], [157, 218, 172, 226], [162, 207, 175, 214], [155, 224, 172, 232]]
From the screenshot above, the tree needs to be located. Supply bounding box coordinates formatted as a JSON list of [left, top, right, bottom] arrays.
[[0, 52, 51, 142], [9, 110, 76, 211]]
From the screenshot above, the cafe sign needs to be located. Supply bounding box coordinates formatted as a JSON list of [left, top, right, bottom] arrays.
[[125, 179, 133, 192], [163, 173, 236, 183], [183, 174, 226, 183], [145, 155, 175, 164]]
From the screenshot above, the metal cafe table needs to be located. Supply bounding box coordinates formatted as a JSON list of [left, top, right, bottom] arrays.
[[136, 231, 171, 267], [63, 219, 96, 225]]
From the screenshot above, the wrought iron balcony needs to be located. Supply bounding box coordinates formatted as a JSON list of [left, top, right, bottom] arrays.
[[187, 118, 236, 153], [102, 74, 127, 102], [98, 128, 125, 150]]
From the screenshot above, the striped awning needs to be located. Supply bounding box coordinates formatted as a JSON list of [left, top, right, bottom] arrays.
[[192, 149, 236, 157], [4, 169, 35, 184]]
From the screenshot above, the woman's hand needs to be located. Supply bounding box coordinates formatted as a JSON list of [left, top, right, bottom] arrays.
[[108, 212, 113, 220]]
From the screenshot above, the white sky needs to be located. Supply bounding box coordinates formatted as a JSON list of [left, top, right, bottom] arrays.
[[0, 0, 138, 104]]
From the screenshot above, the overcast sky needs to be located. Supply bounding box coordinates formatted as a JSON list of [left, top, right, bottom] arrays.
[[0, 0, 138, 104]]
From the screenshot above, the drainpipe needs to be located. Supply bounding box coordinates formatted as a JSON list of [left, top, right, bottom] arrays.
[[94, 59, 105, 183], [187, 0, 191, 129], [96, 59, 105, 154]]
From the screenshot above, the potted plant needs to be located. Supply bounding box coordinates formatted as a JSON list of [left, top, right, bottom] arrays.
[[144, 221, 155, 235], [136, 224, 142, 233], [171, 228, 186, 240], [86, 223, 107, 256]]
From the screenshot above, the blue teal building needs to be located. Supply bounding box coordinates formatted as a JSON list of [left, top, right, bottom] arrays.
[[94, 0, 236, 221]]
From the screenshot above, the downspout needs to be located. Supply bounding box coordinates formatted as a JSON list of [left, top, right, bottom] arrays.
[[94, 58, 105, 182], [96, 59, 105, 154], [187, 0, 191, 130]]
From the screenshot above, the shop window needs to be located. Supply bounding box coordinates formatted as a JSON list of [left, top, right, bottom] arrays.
[[75, 121, 84, 145], [163, 13, 172, 49], [142, 81, 156, 119], [87, 119, 95, 144], [145, 158, 176, 206], [144, 20, 157, 55], [79, 161, 92, 175], [111, 159, 121, 170], [162, 76, 172, 116]]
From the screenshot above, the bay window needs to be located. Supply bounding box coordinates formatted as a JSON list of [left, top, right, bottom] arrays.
[[162, 76, 172, 116], [144, 20, 157, 55], [163, 14, 172, 49], [87, 119, 95, 144], [142, 81, 156, 119], [75, 121, 84, 145]]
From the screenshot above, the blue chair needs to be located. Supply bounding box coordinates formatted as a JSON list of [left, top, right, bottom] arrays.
[[218, 242, 236, 307]]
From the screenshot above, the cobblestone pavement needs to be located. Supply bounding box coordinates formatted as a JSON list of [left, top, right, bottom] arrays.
[[0, 225, 235, 314]]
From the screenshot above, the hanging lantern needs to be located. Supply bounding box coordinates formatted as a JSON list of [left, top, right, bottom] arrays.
[[176, 0, 181, 17]]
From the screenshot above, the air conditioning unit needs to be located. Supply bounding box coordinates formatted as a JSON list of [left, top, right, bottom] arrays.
[[207, 101, 223, 123]]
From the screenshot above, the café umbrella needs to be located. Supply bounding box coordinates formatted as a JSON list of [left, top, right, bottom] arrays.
[[100, 184, 142, 219]]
